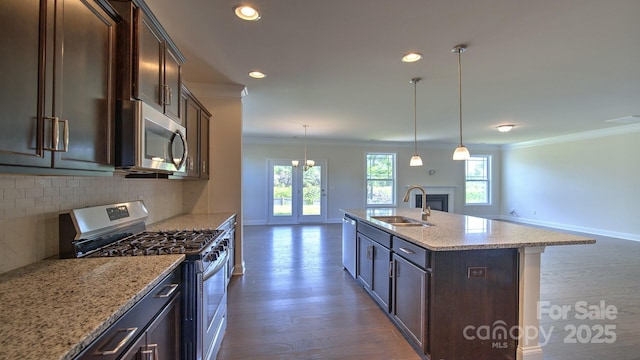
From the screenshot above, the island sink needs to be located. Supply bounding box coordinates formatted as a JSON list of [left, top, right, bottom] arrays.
[[371, 215, 432, 227]]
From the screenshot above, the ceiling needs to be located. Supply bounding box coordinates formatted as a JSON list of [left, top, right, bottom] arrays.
[[146, 0, 640, 145]]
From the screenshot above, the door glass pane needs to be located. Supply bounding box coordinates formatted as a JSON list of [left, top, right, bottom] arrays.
[[302, 166, 321, 215], [273, 165, 293, 216]]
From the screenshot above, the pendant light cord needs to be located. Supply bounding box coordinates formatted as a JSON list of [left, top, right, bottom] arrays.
[[457, 48, 463, 147], [414, 79, 418, 154]]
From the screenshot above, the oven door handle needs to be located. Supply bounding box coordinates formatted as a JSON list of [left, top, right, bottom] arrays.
[[202, 251, 229, 282]]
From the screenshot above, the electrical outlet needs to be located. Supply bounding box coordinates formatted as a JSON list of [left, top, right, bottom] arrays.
[[468, 267, 487, 279]]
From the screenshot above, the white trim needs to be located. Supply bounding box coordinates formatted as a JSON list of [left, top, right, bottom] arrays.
[[517, 246, 546, 360], [498, 215, 640, 242], [502, 123, 640, 150]]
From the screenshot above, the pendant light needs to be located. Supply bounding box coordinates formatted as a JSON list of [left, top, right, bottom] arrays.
[[452, 44, 471, 160], [292, 125, 315, 171], [409, 77, 423, 167]]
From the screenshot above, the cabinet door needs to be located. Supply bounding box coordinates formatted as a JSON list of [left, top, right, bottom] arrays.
[[357, 234, 373, 289], [200, 112, 210, 179], [0, 0, 52, 168], [371, 241, 391, 311], [136, 11, 164, 113], [392, 254, 428, 351], [145, 295, 181, 360], [184, 96, 200, 178], [53, 0, 115, 170], [163, 47, 181, 122]]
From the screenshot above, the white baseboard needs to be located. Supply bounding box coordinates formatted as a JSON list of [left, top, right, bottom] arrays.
[[498, 215, 640, 242]]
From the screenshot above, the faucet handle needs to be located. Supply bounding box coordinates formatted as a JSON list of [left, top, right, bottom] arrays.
[[426, 206, 431, 217]]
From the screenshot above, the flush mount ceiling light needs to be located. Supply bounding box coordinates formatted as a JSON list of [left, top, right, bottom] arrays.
[[248, 70, 266, 79], [233, 4, 261, 21], [409, 77, 423, 167], [497, 124, 515, 132], [402, 52, 423, 63], [452, 44, 470, 161], [292, 125, 315, 171]]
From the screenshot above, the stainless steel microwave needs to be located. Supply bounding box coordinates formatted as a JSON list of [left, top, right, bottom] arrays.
[[115, 100, 188, 175]]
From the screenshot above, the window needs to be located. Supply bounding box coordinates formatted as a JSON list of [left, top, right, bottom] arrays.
[[366, 153, 396, 206], [465, 155, 491, 205]]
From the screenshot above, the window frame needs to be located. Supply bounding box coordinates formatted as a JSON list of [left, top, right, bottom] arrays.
[[464, 155, 492, 206], [365, 152, 396, 207]]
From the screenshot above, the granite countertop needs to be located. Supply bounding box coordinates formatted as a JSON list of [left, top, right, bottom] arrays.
[[343, 208, 595, 250], [0, 255, 184, 360], [146, 212, 236, 231]]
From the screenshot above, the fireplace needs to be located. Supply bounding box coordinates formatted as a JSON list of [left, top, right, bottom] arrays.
[[415, 194, 449, 212]]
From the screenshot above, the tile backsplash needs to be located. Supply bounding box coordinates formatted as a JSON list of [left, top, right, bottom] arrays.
[[0, 174, 184, 274]]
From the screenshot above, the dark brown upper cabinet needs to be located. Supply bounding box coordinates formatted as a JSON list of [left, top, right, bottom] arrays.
[[179, 86, 210, 179], [0, 0, 118, 174], [110, 0, 185, 124]]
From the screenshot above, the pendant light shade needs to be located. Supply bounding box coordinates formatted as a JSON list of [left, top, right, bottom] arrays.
[[452, 44, 470, 161], [409, 77, 423, 167], [453, 145, 470, 160]]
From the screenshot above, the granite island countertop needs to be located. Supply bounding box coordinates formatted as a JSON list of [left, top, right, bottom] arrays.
[[0, 255, 184, 360], [146, 212, 236, 231], [343, 208, 595, 250]]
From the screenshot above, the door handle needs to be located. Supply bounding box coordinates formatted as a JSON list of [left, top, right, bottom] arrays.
[[44, 117, 69, 152], [398, 247, 415, 255]]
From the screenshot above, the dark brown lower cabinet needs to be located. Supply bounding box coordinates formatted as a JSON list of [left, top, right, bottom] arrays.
[[392, 254, 428, 351], [357, 233, 391, 311], [121, 295, 181, 360]]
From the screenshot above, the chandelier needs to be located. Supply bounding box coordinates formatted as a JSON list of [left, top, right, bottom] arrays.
[[292, 125, 315, 171]]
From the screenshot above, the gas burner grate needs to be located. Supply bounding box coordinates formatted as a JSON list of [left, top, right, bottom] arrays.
[[86, 229, 224, 258]]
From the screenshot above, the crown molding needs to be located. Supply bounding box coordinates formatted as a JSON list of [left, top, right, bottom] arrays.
[[243, 136, 501, 150], [502, 123, 640, 150], [183, 81, 248, 98]]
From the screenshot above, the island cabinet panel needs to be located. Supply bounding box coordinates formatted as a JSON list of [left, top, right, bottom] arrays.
[[429, 249, 519, 360], [352, 219, 520, 360], [0, 0, 117, 173], [356, 233, 391, 311]]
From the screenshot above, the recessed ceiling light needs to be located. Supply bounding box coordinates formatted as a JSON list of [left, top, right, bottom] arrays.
[[402, 52, 423, 63], [233, 5, 261, 21], [248, 71, 266, 79], [497, 124, 515, 132]]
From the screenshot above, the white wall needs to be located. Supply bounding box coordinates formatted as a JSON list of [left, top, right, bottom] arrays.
[[183, 82, 245, 273], [501, 125, 640, 241], [243, 139, 502, 224]]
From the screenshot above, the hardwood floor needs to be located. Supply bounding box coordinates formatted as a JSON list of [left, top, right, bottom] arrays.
[[218, 224, 640, 360]]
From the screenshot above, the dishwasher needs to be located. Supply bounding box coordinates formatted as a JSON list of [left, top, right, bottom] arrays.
[[342, 215, 357, 278]]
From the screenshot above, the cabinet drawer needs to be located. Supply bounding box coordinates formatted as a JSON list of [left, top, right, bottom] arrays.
[[393, 237, 429, 269], [358, 222, 391, 248]]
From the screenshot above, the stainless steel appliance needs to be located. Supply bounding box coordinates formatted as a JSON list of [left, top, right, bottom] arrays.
[[342, 215, 357, 278], [59, 201, 228, 360], [115, 100, 188, 175]]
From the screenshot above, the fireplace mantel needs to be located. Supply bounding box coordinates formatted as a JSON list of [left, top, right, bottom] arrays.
[[405, 185, 457, 213]]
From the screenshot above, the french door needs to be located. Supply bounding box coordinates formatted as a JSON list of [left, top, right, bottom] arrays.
[[268, 159, 327, 224]]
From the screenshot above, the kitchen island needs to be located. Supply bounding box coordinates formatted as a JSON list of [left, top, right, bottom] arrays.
[[343, 208, 595, 360], [0, 255, 184, 360]]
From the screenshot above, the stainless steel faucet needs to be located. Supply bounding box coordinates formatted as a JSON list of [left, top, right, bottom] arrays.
[[403, 185, 431, 221]]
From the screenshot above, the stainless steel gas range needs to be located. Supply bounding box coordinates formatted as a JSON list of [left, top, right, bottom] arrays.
[[59, 201, 228, 360]]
